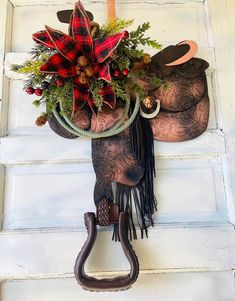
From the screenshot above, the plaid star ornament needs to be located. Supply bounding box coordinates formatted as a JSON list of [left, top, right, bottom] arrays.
[[32, 1, 127, 113]]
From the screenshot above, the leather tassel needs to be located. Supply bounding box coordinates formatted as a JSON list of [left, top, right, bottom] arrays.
[[113, 109, 157, 241]]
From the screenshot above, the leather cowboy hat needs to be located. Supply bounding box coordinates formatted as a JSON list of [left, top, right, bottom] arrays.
[[57, 9, 94, 23], [152, 40, 198, 67]]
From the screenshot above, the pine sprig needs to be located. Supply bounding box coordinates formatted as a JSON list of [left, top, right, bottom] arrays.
[[29, 44, 56, 59], [23, 76, 46, 90], [100, 18, 134, 36], [11, 44, 51, 77], [11, 60, 46, 76]]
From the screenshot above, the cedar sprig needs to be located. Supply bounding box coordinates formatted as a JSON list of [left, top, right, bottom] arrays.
[[44, 80, 73, 116], [122, 46, 144, 60], [89, 79, 105, 111], [128, 22, 161, 49], [111, 80, 130, 103], [110, 54, 131, 71]]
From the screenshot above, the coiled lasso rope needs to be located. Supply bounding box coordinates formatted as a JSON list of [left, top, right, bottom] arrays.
[[53, 94, 140, 138]]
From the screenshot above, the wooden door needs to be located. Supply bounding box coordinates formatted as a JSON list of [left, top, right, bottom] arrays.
[[0, 0, 234, 300]]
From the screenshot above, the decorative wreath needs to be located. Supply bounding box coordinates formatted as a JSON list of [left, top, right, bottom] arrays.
[[11, 0, 210, 292], [12, 1, 161, 133]]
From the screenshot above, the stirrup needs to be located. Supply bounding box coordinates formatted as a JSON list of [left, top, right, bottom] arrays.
[[74, 211, 139, 292]]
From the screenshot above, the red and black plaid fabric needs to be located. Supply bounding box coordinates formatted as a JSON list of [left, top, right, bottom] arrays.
[[73, 76, 92, 111], [40, 53, 77, 78], [45, 26, 82, 63], [96, 62, 111, 82], [70, 1, 93, 57], [33, 1, 127, 113], [100, 86, 116, 109], [32, 30, 55, 49], [94, 32, 126, 63]]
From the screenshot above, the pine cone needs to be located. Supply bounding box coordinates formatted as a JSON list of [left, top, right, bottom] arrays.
[[143, 96, 154, 109], [78, 76, 88, 85], [35, 115, 47, 126], [142, 53, 151, 64], [131, 61, 145, 71], [85, 66, 95, 77], [77, 56, 89, 67]]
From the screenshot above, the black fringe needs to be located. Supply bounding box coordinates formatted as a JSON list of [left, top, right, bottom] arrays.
[[113, 112, 157, 241]]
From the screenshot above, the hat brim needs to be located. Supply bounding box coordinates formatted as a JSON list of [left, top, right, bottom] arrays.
[[165, 40, 198, 66], [57, 10, 94, 23]]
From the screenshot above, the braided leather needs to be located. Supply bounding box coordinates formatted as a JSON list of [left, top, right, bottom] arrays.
[[96, 198, 110, 226]]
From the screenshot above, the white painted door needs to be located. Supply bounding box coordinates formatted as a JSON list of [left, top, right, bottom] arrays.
[[0, 0, 235, 300]]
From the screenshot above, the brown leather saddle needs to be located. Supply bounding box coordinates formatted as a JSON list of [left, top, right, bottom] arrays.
[[48, 9, 210, 292]]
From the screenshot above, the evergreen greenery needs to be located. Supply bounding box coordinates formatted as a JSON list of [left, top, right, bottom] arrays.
[[12, 59, 47, 76], [11, 18, 162, 124], [111, 79, 130, 103], [128, 22, 162, 49], [100, 18, 134, 36], [89, 79, 104, 111]]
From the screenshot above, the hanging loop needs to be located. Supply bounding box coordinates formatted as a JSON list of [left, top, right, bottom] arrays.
[[107, 0, 116, 21]]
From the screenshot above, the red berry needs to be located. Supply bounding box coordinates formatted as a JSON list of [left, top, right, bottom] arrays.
[[55, 79, 64, 87], [35, 88, 43, 96], [122, 68, 129, 76], [26, 87, 35, 95], [113, 69, 121, 78], [123, 31, 129, 39]]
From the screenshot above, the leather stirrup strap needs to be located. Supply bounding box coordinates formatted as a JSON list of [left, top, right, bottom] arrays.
[[74, 212, 139, 291]]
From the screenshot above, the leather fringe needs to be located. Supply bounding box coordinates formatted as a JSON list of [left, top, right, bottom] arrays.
[[113, 113, 157, 241]]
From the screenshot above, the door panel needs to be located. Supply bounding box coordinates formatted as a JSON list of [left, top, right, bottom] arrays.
[[2, 157, 228, 230], [0, 0, 234, 299], [1, 272, 235, 301], [0, 226, 234, 278]]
